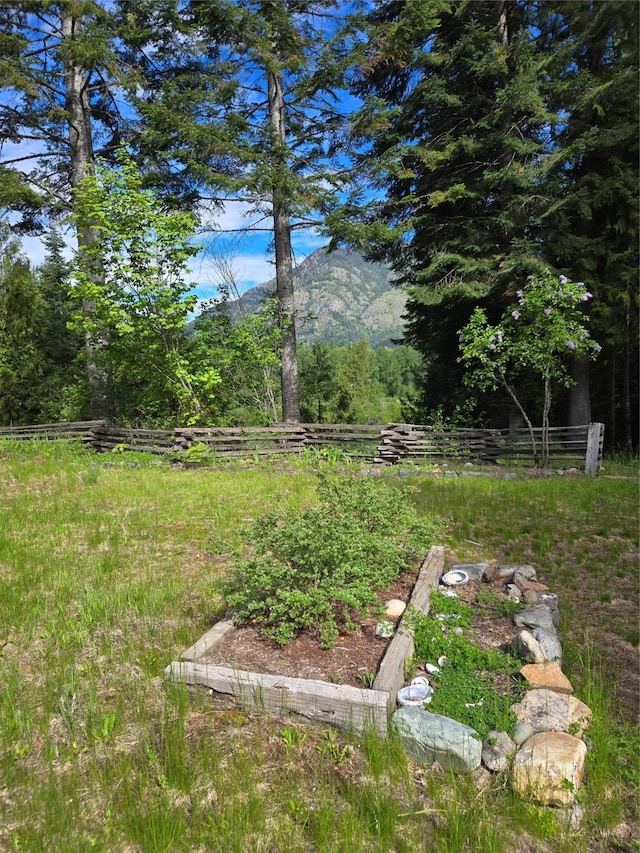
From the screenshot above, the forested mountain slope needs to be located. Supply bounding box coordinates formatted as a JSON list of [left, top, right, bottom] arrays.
[[235, 247, 406, 347]]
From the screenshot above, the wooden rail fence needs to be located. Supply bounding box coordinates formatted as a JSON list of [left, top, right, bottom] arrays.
[[0, 420, 605, 474]]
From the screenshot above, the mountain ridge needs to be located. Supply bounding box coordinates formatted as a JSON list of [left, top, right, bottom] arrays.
[[236, 247, 407, 347]]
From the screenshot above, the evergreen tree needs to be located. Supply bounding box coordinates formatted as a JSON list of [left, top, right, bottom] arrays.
[[0, 228, 46, 424], [538, 1, 639, 448], [0, 1, 133, 419], [119, 0, 354, 423], [329, 0, 554, 422]]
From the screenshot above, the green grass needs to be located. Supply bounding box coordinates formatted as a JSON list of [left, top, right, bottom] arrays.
[[0, 441, 637, 851]]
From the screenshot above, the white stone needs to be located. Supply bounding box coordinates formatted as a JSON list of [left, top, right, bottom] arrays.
[[384, 598, 406, 618]]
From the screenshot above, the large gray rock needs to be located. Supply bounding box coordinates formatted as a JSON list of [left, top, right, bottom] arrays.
[[513, 605, 560, 631], [449, 563, 487, 581], [510, 689, 592, 737], [511, 732, 587, 806], [531, 627, 563, 663], [392, 706, 482, 772]]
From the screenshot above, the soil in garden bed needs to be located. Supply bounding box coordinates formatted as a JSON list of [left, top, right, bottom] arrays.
[[199, 562, 521, 690]]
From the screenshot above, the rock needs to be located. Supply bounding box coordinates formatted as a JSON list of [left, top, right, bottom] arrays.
[[506, 584, 521, 600], [513, 605, 560, 631], [450, 563, 488, 581], [513, 576, 549, 595], [482, 730, 515, 772], [375, 619, 395, 638], [513, 722, 534, 746], [510, 689, 592, 737], [392, 706, 482, 773], [556, 801, 585, 831], [511, 732, 587, 806], [451, 626, 464, 637], [520, 662, 573, 695], [537, 591, 559, 611], [522, 589, 540, 605], [499, 564, 536, 583], [471, 765, 493, 792], [384, 599, 406, 618], [531, 627, 563, 663], [512, 630, 546, 664]]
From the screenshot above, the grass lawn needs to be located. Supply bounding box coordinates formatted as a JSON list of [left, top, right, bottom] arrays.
[[0, 441, 637, 852]]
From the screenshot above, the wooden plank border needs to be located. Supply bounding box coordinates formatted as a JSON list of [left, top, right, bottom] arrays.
[[165, 546, 445, 733]]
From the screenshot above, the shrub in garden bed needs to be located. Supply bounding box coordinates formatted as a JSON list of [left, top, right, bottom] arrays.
[[223, 472, 445, 648]]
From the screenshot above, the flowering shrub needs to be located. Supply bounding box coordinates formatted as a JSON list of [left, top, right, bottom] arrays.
[[458, 271, 601, 466]]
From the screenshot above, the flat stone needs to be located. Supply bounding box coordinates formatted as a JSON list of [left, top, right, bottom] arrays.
[[392, 706, 482, 773], [532, 627, 563, 663], [513, 576, 549, 595], [450, 563, 487, 581], [513, 722, 534, 746], [384, 598, 406, 618], [511, 732, 587, 806], [511, 630, 546, 664], [511, 689, 591, 737], [482, 730, 515, 772], [520, 662, 573, 695], [513, 605, 560, 631]]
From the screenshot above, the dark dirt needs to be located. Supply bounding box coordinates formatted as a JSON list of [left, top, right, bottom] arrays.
[[200, 561, 520, 690]]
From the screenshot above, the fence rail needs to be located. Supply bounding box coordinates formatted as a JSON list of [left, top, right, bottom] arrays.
[[0, 420, 605, 474]]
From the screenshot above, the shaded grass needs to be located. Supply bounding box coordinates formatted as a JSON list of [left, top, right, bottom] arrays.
[[0, 442, 637, 851]]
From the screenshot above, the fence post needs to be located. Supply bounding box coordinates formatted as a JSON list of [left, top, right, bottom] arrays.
[[584, 422, 604, 475]]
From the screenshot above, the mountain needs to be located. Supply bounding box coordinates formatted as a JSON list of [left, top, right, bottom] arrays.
[[236, 247, 407, 347]]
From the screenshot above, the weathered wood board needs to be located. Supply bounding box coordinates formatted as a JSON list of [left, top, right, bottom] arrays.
[[165, 545, 445, 732]]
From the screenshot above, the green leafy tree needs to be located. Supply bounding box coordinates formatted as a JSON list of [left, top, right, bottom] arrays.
[[70, 150, 218, 425], [191, 296, 282, 426], [458, 271, 601, 466], [0, 2, 138, 417]]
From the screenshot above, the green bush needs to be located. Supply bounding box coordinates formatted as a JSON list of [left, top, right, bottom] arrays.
[[223, 472, 444, 648]]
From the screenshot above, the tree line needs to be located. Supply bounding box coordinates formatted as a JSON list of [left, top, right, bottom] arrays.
[[0, 1, 637, 449]]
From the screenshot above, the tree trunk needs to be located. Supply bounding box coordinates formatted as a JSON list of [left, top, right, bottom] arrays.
[[567, 357, 591, 426], [267, 67, 300, 423], [61, 11, 112, 421]]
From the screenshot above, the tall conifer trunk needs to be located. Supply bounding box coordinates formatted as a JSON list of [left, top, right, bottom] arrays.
[[61, 10, 111, 421], [267, 67, 300, 423]]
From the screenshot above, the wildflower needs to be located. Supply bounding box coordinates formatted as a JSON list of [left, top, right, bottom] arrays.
[[516, 290, 523, 298], [489, 344, 496, 351], [559, 275, 568, 284], [567, 341, 576, 350], [511, 310, 520, 320], [594, 343, 602, 352], [497, 331, 503, 343], [544, 308, 551, 315], [577, 281, 585, 287], [581, 292, 593, 301]]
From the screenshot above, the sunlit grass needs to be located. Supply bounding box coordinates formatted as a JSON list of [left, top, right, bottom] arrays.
[[0, 442, 637, 851]]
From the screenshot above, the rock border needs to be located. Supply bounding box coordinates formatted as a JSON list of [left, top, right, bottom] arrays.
[[166, 549, 591, 815]]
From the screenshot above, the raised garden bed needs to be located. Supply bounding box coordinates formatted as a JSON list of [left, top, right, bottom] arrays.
[[165, 546, 445, 733]]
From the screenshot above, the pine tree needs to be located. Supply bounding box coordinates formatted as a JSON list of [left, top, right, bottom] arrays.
[[330, 0, 556, 422], [538, 1, 639, 447], [119, 0, 354, 423]]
